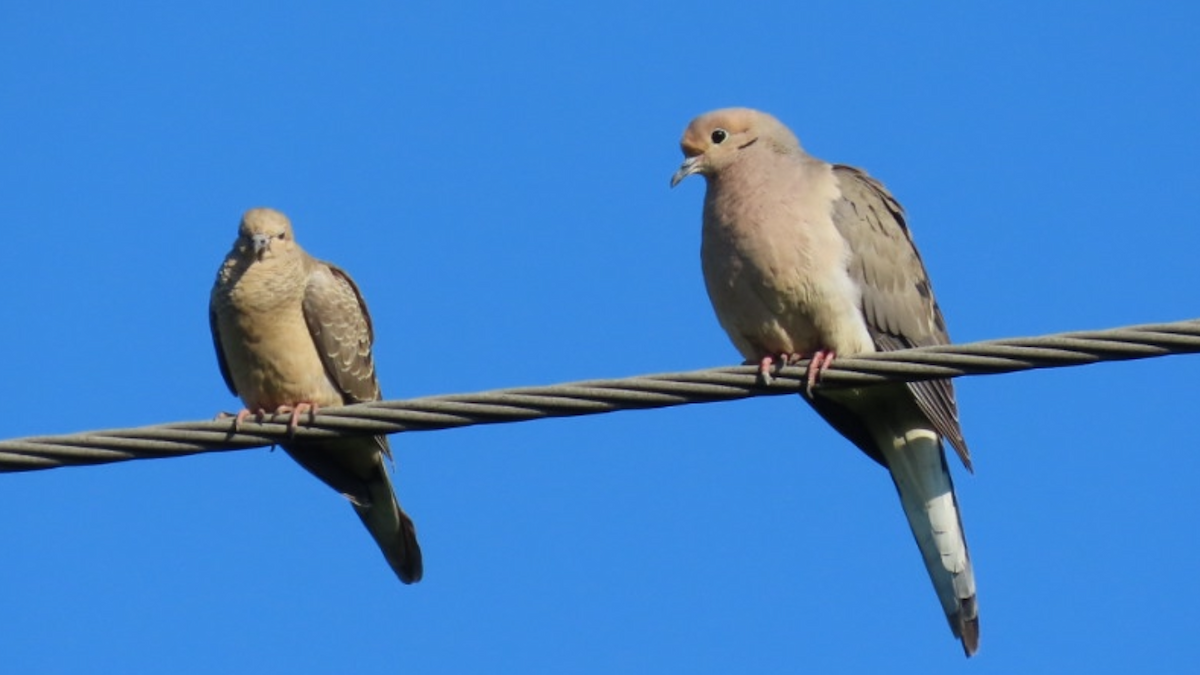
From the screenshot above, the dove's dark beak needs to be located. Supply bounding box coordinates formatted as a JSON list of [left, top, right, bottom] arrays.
[[671, 155, 703, 188], [252, 233, 272, 261]]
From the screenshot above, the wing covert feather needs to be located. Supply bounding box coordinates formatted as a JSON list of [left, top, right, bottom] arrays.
[[302, 261, 382, 405], [830, 165, 971, 468]]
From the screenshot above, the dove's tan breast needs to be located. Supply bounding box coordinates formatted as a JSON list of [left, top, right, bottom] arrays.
[[701, 156, 874, 361], [213, 256, 343, 411]]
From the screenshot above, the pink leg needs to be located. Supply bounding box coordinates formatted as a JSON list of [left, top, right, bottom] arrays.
[[757, 354, 778, 382], [217, 408, 266, 432], [805, 349, 837, 395], [756, 352, 807, 385], [274, 402, 320, 436]]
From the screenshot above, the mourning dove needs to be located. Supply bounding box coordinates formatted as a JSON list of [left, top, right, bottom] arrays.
[[210, 207, 422, 584], [672, 108, 978, 656]]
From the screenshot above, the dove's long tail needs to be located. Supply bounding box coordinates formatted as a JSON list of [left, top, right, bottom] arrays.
[[880, 427, 979, 656], [284, 437, 423, 584], [352, 455, 424, 584]]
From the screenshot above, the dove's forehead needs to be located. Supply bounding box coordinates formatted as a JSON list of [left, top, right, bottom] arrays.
[[683, 108, 770, 140], [680, 108, 802, 157], [239, 207, 292, 235]]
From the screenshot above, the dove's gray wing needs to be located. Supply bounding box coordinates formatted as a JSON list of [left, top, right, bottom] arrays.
[[284, 258, 422, 583], [208, 305, 238, 398], [302, 261, 382, 406], [827, 164, 971, 469]]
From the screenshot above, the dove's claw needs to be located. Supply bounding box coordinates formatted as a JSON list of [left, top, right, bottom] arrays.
[[273, 402, 320, 437], [805, 350, 837, 395]]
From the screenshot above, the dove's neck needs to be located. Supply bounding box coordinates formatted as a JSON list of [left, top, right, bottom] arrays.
[[702, 152, 840, 244], [217, 251, 310, 315]]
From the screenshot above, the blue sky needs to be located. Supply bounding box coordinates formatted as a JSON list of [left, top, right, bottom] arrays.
[[2, 2, 1198, 672]]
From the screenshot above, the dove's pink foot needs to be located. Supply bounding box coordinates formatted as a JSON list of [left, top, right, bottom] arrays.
[[805, 349, 837, 395], [218, 408, 268, 432], [273, 402, 320, 436], [756, 352, 805, 385], [756, 354, 777, 381]]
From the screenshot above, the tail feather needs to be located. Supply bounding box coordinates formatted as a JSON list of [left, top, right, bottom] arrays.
[[353, 459, 424, 584], [283, 437, 423, 584], [880, 427, 979, 656]]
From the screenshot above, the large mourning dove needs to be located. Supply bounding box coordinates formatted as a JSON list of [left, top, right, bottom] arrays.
[[671, 108, 978, 655], [209, 207, 422, 584]]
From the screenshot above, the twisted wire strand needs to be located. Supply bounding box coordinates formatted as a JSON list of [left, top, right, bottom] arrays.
[[2, 318, 1198, 473]]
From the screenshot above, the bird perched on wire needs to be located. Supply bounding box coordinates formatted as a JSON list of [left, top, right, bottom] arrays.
[[671, 108, 978, 656], [210, 207, 422, 584]]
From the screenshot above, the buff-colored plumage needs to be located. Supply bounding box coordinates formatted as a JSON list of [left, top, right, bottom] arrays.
[[673, 109, 978, 655], [210, 207, 422, 584]]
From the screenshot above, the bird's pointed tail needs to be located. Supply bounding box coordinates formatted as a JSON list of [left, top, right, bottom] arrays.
[[352, 456, 424, 584], [881, 427, 979, 656], [284, 438, 423, 584]]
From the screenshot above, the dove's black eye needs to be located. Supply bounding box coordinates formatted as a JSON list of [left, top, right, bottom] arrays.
[[276, 232, 286, 240], [711, 129, 728, 144]]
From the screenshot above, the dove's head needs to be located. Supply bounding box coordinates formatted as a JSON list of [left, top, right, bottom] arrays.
[[670, 108, 802, 187], [237, 208, 296, 262]]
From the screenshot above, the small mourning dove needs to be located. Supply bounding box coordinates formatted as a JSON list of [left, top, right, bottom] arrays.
[[210, 207, 422, 584], [672, 108, 978, 656]]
